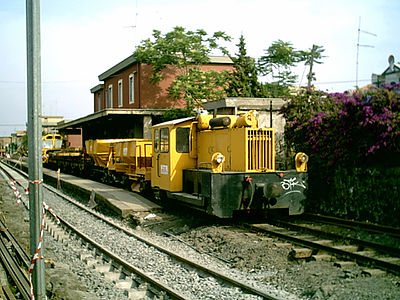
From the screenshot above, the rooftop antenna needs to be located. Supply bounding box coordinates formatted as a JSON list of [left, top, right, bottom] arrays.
[[356, 16, 377, 88], [125, 0, 139, 49]]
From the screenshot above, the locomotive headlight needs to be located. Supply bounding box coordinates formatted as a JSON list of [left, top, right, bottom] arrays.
[[211, 152, 225, 173], [295, 152, 308, 172], [300, 154, 308, 163], [216, 154, 225, 164]]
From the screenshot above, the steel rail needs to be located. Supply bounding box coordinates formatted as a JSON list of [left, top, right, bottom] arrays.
[[53, 214, 189, 300], [270, 219, 400, 257], [244, 223, 400, 276], [0, 227, 31, 300], [302, 213, 400, 238], [1, 160, 280, 300], [0, 219, 31, 269]]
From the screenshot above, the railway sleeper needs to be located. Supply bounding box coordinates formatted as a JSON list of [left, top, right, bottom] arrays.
[[310, 254, 335, 262], [103, 270, 121, 282], [115, 277, 133, 289]]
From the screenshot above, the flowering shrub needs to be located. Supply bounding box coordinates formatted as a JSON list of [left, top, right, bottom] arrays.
[[281, 84, 400, 225], [282, 84, 400, 167]]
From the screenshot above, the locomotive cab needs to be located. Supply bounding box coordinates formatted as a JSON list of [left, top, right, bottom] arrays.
[[42, 134, 64, 163], [151, 117, 197, 193]]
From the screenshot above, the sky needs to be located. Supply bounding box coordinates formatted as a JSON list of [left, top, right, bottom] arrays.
[[0, 0, 399, 136]]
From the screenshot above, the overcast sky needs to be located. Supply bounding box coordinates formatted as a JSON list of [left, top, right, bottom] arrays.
[[0, 0, 399, 136]]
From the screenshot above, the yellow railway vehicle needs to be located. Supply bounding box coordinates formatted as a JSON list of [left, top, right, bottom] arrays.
[[42, 134, 64, 163], [150, 111, 307, 217], [85, 138, 152, 191]]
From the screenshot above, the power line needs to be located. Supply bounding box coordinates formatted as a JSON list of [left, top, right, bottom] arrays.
[[316, 79, 370, 85], [0, 124, 26, 127]]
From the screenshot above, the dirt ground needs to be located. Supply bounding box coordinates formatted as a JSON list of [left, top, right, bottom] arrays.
[[141, 209, 400, 300]]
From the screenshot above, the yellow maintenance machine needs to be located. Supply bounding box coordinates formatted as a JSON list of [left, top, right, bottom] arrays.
[[151, 111, 308, 218], [85, 138, 152, 191]]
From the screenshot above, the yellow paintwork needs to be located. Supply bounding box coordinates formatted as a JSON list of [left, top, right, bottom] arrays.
[[151, 112, 276, 192], [295, 152, 308, 172], [85, 138, 152, 181], [151, 119, 196, 192], [42, 134, 64, 163], [197, 127, 275, 172]]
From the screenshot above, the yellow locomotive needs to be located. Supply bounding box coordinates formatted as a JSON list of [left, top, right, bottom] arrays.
[[85, 111, 308, 218], [42, 134, 64, 163]]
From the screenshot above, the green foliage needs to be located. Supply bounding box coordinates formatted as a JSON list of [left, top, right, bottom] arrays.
[[258, 41, 325, 94], [168, 67, 229, 109], [133, 26, 230, 82], [162, 107, 195, 122], [308, 166, 400, 227], [299, 45, 326, 66], [258, 40, 301, 87], [226, 35, 264, 97], [133, 26, 231, 108]]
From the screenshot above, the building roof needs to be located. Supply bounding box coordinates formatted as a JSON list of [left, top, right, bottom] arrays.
[[382, 63, 400, 75], [57, 108, 165, 129], [90, 84, 104, 93], [152, 116, 195, 128], [98, 54, 233, 81], [202, 97, 285, 112]]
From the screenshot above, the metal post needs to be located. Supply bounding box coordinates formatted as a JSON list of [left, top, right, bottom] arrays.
[[269, 100, 273, 128], [26, 0, 46, 299]]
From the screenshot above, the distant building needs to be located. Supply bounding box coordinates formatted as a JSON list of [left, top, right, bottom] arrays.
[[372, 55, 400, 87], [42, 116, 64, 134]]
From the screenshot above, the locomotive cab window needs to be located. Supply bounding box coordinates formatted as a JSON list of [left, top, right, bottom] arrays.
[[176, 127, 189, 153], [160, 128, 169, 152], [154, 129, 160, 153]]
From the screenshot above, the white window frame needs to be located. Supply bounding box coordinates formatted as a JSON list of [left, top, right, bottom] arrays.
[[118, 79, 123, 107], [129, 72, 136, 104], [108, 84, 113, 108]]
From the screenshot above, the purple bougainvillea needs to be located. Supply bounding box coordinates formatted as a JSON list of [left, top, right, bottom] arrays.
[[281, 83, 400, 167]]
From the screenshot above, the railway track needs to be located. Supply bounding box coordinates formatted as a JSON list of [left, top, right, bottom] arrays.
[[0, 217, 31, 300], [301, 213, 400, 239], [0, 161, 294, 300], [244, 214, 400, 276]]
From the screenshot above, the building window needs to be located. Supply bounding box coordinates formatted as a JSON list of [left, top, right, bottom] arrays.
[[105, 90, 108, 108], [129, 72, 136, 104], [108, 84, 113, 108], [97, 92, 101, 111], [118, 79, 123, 107]]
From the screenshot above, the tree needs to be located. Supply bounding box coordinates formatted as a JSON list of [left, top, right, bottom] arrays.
[[298, 45, 326, 88], [133, 26, 231, 110], [258, 40, 301, 87], [226, 35, 264, 97], [168, 67, 229, 109]]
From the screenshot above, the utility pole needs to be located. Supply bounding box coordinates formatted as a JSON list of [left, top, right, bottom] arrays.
[[26, 0, 46, 299], [307, 44, 317, 90]]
